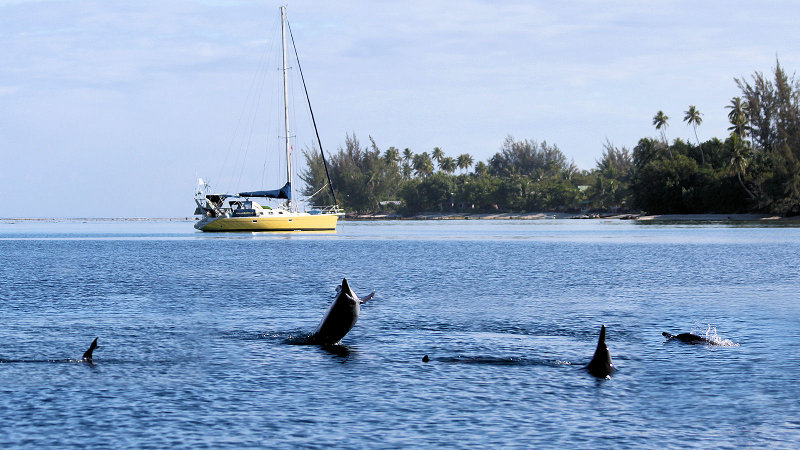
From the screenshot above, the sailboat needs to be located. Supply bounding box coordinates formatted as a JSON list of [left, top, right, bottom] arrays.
[[194, 6, 343, 232]]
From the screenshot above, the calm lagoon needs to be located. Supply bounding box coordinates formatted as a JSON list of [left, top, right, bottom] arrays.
[[1, 219, 799, 447]]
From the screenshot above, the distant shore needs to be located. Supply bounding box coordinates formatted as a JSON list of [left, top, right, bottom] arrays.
[[0, 217, 196, 222], [3, 214, 799, 223], [345, 212, 800, 222]]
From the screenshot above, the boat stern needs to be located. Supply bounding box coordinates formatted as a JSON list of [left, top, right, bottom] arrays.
[[194, 216, 217, 231]]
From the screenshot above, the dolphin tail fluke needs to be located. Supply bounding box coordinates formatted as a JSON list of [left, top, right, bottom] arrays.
[[82, 337, 98, 361]]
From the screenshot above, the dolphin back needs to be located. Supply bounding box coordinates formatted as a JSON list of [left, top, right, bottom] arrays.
[[663, 331, 710, 344], [586, 325, 615, 378]]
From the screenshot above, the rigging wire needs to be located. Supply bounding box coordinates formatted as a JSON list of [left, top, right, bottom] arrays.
[[260, 28, 282, 190], [290, 58, 302, 206], [235, 62, 268, 190], [307, 183, 329, 201], [286, 19, 338, 205], [216, 42, 268, 194], [214, 14, 282, 194]]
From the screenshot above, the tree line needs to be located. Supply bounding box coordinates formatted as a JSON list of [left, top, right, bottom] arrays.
[[301, 61, 800, 216]]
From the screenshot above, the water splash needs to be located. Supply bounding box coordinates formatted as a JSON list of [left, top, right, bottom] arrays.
[[695, 323, 739, 347]]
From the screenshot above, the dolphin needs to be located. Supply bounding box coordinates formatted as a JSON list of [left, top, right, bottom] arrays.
[[336, 284, 375, 304], [662, 331, 715, 345], [359, 291, 375, 303], [309, 279, 362, 345], [82, 337, 99, 362], [586, 325, 616, 378]]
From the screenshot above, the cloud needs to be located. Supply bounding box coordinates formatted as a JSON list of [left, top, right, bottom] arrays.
[[2, 0, 800, 216]]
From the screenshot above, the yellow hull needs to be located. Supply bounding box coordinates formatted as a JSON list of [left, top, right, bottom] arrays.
[[196, 213, 339, 232]]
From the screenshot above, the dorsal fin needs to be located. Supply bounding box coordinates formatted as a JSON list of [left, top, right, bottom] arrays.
[[586, 325, 615, 378], [82, 337, 98, 361], [597, 324, 606, 347]]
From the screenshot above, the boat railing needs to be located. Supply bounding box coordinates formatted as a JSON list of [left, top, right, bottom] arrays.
[[311, 205, 345, 215]]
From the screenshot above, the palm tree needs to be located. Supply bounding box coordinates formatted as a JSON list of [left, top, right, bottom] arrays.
[[431, 147, 445, 171], [652, 110, 670, 143], [440, 156, 456, 174], [726, 97, 753, 200], [726, 97, 750, 139], [402, 148, 413, 164], [401, 162, 412, 180], [400, 161, 414, 180], [729, 134, 755, 199], [474, 161, 488, 177], [653, 110, 672, 158], [413, 152, 434, 177], [383, 146, 400, 165], [683, 105, 705, 164], [457, 153, 474, 173]]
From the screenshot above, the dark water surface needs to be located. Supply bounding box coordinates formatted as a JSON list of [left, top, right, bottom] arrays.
[[1, 219, 799, 448]]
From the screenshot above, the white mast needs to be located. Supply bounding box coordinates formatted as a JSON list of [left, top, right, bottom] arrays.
[[280, 6, 293, 210]]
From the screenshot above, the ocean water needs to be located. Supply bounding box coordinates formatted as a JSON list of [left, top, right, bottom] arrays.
[[1, 218, 799, 448]]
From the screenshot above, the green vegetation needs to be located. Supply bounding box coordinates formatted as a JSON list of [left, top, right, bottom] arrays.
[[301, 61, 800, 216]]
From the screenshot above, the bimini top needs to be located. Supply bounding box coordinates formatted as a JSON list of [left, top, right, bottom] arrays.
[[205, 193, 233, 203], [238, 182, 291, 200]]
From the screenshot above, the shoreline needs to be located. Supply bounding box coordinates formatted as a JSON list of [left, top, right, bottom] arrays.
[[2, 213, 799, 222], [0, 217, 197, 222], [345, 212, 800, 222]]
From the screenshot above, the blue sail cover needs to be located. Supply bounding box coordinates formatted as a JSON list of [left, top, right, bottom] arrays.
[[238, 182, 292, 200]]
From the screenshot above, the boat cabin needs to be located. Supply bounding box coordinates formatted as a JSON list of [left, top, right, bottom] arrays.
[[196, 194, 289, 218]]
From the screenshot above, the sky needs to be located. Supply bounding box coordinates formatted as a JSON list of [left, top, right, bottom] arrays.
[[2, 0, 800, 217]]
